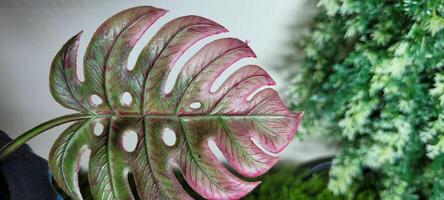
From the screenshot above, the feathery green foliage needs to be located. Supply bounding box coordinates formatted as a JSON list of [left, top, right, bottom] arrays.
[[289, 0, 444, 199]]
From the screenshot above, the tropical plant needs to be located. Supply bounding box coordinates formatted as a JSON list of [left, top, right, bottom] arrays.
[[0, 6, 301, 200], [289, 0, 444, 199]]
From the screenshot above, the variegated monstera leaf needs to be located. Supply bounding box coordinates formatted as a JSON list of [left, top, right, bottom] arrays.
[[49, 6, 301, 200]]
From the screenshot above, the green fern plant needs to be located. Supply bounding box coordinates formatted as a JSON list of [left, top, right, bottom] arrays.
[[289, 0, 444, 199]]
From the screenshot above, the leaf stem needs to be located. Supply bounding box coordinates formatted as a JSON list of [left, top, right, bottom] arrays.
[[0, 113, 90, 161]]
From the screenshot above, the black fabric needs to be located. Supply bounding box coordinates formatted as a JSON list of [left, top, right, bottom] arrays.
[[0, 130, 57, 200]]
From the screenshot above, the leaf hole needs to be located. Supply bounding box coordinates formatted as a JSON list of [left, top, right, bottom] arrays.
[[126, 63, 135, 71], [208, 140, 227, 163], [122, 130, 138, 152], [127, 14, 170, 71], [93, 122, 104, 136], [79, 148, 91, 171], [188, 102, 202, 110], [126, 172, 140, 200], [90, 94, 103, 106], [172, 168, 204, 199], [210, 58, 258, 93], [162, 128, 176, 146], [120, 92, 133, 106], [164, 33, 228, 95], [247, 86, 274, 101], [251, 137, 278, 157], [208, 140, 244, 177]]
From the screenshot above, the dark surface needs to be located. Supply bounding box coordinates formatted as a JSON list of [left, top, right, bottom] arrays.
[[302, 156, 333, 179], [0, 130, 58, 200]]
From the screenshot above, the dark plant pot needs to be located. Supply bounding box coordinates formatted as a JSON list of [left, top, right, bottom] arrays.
[[298, 156, 334, 178], [0, 130, 59, 200]]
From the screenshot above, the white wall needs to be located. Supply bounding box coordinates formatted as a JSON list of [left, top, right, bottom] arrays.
[[0, 0, 336, 162]]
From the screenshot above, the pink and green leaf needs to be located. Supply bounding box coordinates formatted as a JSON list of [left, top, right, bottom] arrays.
[[49, 5, 301, 200]]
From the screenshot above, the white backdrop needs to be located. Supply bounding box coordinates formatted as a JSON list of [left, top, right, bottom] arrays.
[[0, 0, 336, 162]]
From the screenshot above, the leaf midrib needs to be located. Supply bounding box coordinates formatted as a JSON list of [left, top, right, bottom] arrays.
[[80, 114, 293, 119]]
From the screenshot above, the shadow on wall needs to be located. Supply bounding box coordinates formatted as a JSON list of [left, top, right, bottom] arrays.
[[273, 0, 319, 96]]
